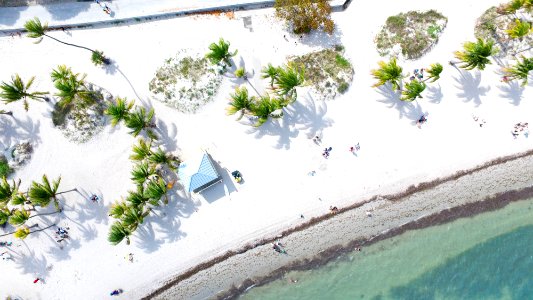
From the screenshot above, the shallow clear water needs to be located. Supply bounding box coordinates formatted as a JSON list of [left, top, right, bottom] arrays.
[[241, 198, 533, 300]]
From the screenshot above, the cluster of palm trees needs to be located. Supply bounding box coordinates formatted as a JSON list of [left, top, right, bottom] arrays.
[[226, 63, 304, 126], [104, 98, 179, 245], [108, 137, 179, 245], [104, 97, 158, 140], [371, 58, 443, 101], [0, 175, 76, 239], [24, 17, 110, 66]]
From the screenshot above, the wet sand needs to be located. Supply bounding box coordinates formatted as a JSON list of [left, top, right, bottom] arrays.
[[145, 149, 533, 300]]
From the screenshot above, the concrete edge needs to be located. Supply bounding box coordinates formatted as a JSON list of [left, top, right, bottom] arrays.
[[0, 0, 352, 34]]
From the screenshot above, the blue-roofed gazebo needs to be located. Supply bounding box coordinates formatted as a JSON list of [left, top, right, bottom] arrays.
[[177, 152, 222, 193]]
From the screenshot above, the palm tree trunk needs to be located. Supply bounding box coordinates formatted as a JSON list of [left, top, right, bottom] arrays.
[[28, 210, 61, 219], [0, 223, 47, 237], [245, 78, 261, 97], [0, 111, 13, 116], [44, 33, 96, 53], [56, 188, 78, 195]]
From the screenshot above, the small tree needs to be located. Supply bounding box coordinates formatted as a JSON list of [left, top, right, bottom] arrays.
[[124, 107, 156, 138], [275, 64, 305, 101], [506, 19, 532, 40], [275, 0, 334, 34], [205, 38, 237, 68], [401, 80, 426, 101], [423, 63, 444, 83], [453, 38, 496, 71], [108, 221, 132, 245], [226, 86, 254, 120], [261, 63, 279, 87], [24, 17, 110, 66], [0, 74, 48, 111], [105, 97, 134, 126], [503, 55, 533, 85], [371, 58, 403, 91]]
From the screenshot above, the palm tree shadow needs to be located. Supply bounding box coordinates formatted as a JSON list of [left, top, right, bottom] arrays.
[[44, 2, 91, 21], [154, 119, 179, 153], [74, 188, 109, 225], [14, 245, 51, 277], [134, 221, 164, 253], [375, 85, 423, 122], [116, 66, 142, 101], [426, 84, 443, 103], [47, 236, 82, 261], [0, 7, 28, 26], [453, 71, 490, 106], [498, 81, 524, 106], [245, 115, 299, 150], [286, 92, 333, 138], [0, 115, 41, 150]]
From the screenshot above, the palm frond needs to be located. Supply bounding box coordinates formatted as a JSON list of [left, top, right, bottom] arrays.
[[108, 221, 131, 245], [109, 201, 128, 219], [454, 38, 495, 71], [131, 162, 155, 185], [503, 55, 533, 85], [125, 107, 155, 137], [0, 208, 9, 225], [205, 38, 237, 67], [0, 177, 17, 204], [275, 64, 305, 99], [105, 97, 134, 126], [261, 63, 279, 86], [8, 209, 30, 226], [130, 138, 152, 161], [143, 178, 168, 205], [506, 19, 532, 39], [371, 58, 403, 90], [24, 17, 47, 43], [226, 86, 253, 119], [28, 175, 60, 211], [14, 226, 31, 239], [401, 80, 426, 101]]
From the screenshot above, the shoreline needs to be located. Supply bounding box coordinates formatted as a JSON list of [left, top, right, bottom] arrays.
[[146, 149, 533, 299]]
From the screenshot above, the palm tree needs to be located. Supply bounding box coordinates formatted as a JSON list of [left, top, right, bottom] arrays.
[[0, 74, 48, 111], [275, 65, 305, 101], [144, 178, 168, 205], [148, 148, 179, 170], [109, 201, 128, 219], [130, 138, 152, 161], [124, 107, 156, 137], [0, 177, 18, 204], [28, 175, 75, 212], [503, 55, 533, 85], [0, 208, 9, 225], [24, 17, 110, 66], [226, 86, 254, 120], [371, 58, 403, 91], [54, 71, 93, 109], [125, 188, 150, 208], [506, 19, 532, 40], [8, 209, 30, 226], [261, 63, 279, 87], [205, 38, 237, 68], [423, 63, 444, 83], [105, 97, 134, 126], [10, 193, 28, 207], [108, 221, 132, 245], [51, 65, 73, 83], [401, 80, 426, 101], [121, 206, 150, 231], [251, 95, 283, 127], [14, 225, 31, 239], [453, 38, 496, 71], [131, 162, 155, 185]]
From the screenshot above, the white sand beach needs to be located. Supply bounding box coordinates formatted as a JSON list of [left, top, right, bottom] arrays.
[[1, 0, 532, 299]]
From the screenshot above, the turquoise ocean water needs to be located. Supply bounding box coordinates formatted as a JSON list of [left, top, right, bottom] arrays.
[[241, 198, 533, 300]]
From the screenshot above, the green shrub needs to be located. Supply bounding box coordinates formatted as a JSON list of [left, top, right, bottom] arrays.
[[338, 81, 349, 93], [334, 44, 344, 52], [335, 54, 350, 69], [427, 25, 441, 38]]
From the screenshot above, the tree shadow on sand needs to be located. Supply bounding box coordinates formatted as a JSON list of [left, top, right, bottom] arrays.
[[14, 245, 51, 279], [0, 114, 41, 150], [134, 193, 190, 253], [426, 84, 443, 104], [453, 70, 490, 106], [375, 84, 424, 123], [498, 81, 524, 106], [44, 2, 91, 21], [0, 6, 28, 26], [245, 92, 333, 149]]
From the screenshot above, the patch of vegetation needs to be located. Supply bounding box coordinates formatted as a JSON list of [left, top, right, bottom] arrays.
[[0, 155, 11, 178], [275, 0, 334, 34], [375, 10, 448, 59], [149, 51, 222, 113], [475, 6, 533, 59], [53, 84, 107, 143], [289, 47, 354, 100]]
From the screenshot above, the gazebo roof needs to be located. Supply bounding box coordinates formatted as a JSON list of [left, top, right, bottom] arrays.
[[178, 152, 222, 193]]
